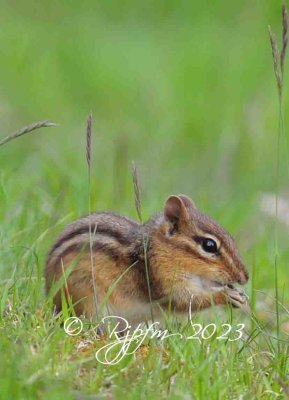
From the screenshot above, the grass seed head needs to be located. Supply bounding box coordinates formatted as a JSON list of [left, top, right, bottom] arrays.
[[86, 112, 93, 168], [131, 161, 142, 223]]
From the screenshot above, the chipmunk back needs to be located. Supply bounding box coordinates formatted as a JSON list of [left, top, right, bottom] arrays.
[[45, 195, 249, 322]]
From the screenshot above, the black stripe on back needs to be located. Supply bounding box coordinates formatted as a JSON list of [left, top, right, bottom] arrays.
[[49, 224, 130, 257], [52, 240, 123, 264]]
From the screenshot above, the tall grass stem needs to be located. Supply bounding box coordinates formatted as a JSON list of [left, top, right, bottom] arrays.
[[0, 120, 58, 147], [86, 112, 99, 319]]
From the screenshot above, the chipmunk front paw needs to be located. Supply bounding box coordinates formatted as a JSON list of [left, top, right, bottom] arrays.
[[225, 285, 248, 308]]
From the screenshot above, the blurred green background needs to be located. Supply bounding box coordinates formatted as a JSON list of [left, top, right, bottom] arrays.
[[0, 0, 288, 296]]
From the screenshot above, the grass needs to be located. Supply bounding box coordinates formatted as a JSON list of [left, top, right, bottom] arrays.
[[0, 120, 57, 147], [0, 0, 289, 399]]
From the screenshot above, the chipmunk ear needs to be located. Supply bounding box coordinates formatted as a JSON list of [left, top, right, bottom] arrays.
[[164, 195, 190, 231], [177, 194, 196, 210]]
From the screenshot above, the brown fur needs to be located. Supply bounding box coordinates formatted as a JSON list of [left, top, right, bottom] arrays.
[[45, 194, 249, 322]]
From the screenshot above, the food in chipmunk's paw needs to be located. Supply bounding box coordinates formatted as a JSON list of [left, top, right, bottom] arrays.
[[45, 194, 249, 323], [224, 284, 248, 308]]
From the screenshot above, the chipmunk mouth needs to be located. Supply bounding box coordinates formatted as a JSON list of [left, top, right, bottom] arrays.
[[185, 276, 248, 302], [185, 275, 229, 293], [211, 281, 235, 291]]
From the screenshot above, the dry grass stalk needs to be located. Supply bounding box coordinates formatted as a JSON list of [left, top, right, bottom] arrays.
[[0, 120, 58, 147], [281, 2, 289, 73], [268, 3, 289, 354], [130, 161, 153, 320], [131, 161, 143, 223], [268, 26, 282, 97], [268, 2, 289, 98], [86, 112, 92, 168], [86, 112, 99, 318]]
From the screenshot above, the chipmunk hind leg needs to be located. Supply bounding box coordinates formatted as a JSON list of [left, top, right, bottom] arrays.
[[46, 250, 129, 319]]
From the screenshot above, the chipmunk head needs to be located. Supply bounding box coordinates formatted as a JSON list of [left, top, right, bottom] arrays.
[[151, 194, 249, 297]]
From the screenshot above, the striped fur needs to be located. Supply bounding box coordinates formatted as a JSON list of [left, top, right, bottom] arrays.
[[45, 195, 249, 323]]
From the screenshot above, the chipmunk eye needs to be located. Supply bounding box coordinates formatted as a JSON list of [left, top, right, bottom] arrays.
[[201, 238, 218, 254]]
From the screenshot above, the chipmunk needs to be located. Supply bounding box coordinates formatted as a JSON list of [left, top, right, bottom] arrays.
[[45, 195, 249, 323]]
